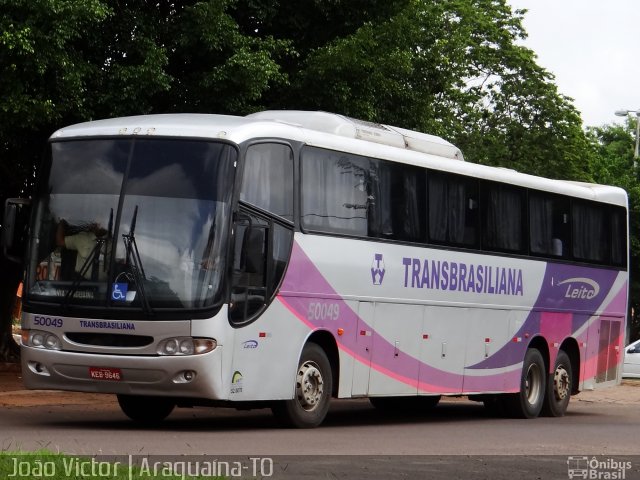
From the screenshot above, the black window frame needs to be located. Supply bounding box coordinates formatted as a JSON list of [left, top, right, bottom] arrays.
[[297, 146, 627, 270]]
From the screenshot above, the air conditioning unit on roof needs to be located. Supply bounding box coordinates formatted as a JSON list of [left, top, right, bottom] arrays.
[[246, 110, 464, 161]]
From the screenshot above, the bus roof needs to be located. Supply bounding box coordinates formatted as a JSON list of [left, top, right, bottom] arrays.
[[50, 111, 628, 207]]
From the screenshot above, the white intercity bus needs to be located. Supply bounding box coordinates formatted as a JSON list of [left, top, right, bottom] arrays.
[[6, 111, 628, 427]]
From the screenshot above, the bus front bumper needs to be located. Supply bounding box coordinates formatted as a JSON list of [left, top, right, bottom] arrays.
[[20, 346, 225, 400]]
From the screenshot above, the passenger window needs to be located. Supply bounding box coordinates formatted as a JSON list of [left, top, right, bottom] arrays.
[[369, 159, 426, 242], [428, 172, 478, 247], [572, 201, 608, 263], [301, 147, 370, 236], [482, 183, 525, 253], [610, 207, 626, 267], [240, 144, 293, 222], [529, 193, 570, 258]]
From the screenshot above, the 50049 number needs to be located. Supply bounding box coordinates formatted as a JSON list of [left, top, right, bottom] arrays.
[[33, 316, 63, 328], [307, 302, 340, 321]]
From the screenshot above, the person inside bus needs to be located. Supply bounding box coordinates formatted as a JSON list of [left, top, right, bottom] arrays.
[[56, 219, 109, 280]]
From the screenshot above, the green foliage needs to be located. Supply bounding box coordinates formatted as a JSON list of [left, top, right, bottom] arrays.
[[257, 0, 593, 180], [166, 0, 290, 114], [0, 0, 291, 198], [0, 0, 110, 128], [0, 0, 595, 194]]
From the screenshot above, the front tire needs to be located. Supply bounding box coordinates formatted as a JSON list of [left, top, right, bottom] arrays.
[[541, 350, 572, 417], [117, 395, 175, 424], [272, 343, 332, 428], [504, 348, 546, 418]]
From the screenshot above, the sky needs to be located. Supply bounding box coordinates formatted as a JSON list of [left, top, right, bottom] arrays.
[[506, 0, 640, 127]]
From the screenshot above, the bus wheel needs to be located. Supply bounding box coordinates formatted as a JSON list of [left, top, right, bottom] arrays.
[[541, 350, 572, 417], [272, 343, 332, 428], [504, 348, 546, 418], [117, 395, 175, 424]]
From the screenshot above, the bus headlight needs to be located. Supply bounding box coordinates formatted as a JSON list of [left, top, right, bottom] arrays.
[[24, 330, 62, 350], [157, 337, 217, 356]]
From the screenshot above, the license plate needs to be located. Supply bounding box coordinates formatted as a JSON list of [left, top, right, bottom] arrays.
[[89, 367, 122, 381]]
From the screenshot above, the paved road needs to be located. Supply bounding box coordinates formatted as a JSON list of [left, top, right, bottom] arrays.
[[1, 393, 639, 455], [2, 365, 639, 478]]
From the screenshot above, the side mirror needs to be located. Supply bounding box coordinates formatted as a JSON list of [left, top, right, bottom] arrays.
[[3, 198, 31, 263]]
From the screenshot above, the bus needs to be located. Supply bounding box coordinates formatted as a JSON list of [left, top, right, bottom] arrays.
[[6, 111, 628, 428]]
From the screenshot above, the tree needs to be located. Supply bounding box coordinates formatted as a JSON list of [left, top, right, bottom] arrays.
[[160, 0, 289, 114], [250, 0, 593, 180]]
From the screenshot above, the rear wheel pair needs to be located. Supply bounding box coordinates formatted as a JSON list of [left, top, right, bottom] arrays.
[[486, 348, 572, 418]]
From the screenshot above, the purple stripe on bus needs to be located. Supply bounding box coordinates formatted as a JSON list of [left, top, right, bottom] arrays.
[[280, 240, 626, 390], [468, 264, 624, 370], [281, 242, 477, 392]]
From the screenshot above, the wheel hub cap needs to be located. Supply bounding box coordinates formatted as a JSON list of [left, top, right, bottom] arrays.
[[296, 361, 324, 412], [554, 366, 570, 401]]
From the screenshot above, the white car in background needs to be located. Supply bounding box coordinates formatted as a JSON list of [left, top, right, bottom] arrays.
[[623, 339, 640, 379]]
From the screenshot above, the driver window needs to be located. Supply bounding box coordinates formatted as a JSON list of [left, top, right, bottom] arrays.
[[230, 143, 294, 324]]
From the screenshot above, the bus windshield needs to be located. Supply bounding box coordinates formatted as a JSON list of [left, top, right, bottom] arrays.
[[26, 138, 236, 313]]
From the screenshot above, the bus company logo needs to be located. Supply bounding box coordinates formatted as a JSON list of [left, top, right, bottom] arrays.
[[230, 371, 243, 394], [556, 277, 600, 300], [566, 456, 632, 479], [371, 253, 385, 285], [242, 340, 258, 349]]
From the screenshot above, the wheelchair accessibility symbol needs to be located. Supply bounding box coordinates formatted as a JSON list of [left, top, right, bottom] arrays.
[[111, 283, 128, 302]]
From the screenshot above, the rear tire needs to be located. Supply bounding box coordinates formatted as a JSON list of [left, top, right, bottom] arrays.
[[504, 348, 546, 418], [117, 395, 175, 424], [541, 350, 572, 417], [272, 343, 332, 428]]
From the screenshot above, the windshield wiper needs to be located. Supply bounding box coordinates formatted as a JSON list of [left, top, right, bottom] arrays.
[[122, 205, 153, 315]]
